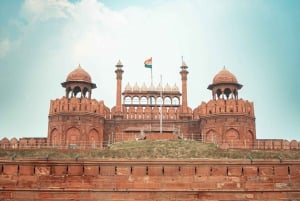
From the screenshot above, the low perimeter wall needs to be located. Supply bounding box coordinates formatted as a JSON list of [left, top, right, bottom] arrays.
[[0, 159, 300, 201]]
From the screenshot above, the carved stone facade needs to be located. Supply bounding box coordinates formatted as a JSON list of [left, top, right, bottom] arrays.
[[46, 61, 256, 148]]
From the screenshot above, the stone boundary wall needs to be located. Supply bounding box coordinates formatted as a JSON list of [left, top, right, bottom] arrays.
[[1, 137, 300, 150], [0, 159, 300, 200]]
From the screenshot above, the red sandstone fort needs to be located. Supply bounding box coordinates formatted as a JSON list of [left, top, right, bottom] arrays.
[[1, 61, 300, 201], [1, 60, 299, 149]]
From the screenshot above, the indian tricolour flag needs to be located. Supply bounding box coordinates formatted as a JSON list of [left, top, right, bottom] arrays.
[[144, 57, 152, 68]]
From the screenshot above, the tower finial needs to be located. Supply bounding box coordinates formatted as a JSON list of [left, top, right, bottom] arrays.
[[116, 59, 123, 68], [181, 56, 188, 69]]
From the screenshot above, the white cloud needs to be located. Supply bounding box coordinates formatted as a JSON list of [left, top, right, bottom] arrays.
[[0, 39, 11, 58], [21, 0, 73, 22]]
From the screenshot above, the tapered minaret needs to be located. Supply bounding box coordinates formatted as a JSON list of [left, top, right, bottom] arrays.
[[179, 60, 192, 120], [114, 60, 124, 118], [180, 61, 188, 113]]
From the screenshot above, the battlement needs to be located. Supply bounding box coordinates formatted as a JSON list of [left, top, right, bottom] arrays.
[[49, 97, 111, 118], [193, 99, 254, 118]]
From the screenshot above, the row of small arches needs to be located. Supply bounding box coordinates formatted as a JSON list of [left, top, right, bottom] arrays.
[[124, 96, 180, 105], [66, 86, 90, 98], [213, 88, 238, 100]]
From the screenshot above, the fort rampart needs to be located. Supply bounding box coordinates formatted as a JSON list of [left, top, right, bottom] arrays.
[[1, 137, 300, 151], [1, 159, 300, 200]]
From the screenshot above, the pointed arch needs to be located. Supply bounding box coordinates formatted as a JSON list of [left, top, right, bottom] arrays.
[[245, 130, 254, 148], [88, 129, 99, 148], [205, 129, 218, 143], [51, 128, 60, 146], [66, 127, 81, 146], [224, 128, 240, 144]]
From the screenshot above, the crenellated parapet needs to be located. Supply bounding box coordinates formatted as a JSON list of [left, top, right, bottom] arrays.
[[49, 97, 111, 118], [193, 99, 255, 118]]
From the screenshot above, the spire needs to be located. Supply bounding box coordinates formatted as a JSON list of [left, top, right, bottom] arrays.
[[116, 59, 123, 68], [181, 56, 188, 70]]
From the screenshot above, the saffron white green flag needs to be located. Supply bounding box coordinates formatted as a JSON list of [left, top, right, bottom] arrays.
[[144, 57, 152, 68]]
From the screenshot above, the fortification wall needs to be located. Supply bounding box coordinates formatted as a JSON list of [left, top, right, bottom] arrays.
[[194, 99, 255, 117], [49, 97, 110, 118], [1, 138, 300, 151], [0, 159, 299, 201]]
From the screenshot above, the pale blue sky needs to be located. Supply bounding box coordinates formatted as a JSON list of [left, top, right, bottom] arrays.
[[0, 0, 299, 140]]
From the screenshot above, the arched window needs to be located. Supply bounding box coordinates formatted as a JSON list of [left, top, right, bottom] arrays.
[[73, 86, 82, 98], [132, 96, 139, 104], [216, 89, 222, 99], [164, 97, 171, 105], [124, 96, 131, 104], [157, 97, 163, 105], [140, 96, 147, 104], [172, 97, 180, 105], [82, 87, 89, 98], [224, 88, 232, 99]]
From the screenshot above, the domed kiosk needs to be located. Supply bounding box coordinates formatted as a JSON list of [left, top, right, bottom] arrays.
[[208, 67, 242, 100], [61, 65, 96, 99]]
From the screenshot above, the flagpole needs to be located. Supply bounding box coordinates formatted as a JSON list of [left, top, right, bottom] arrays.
[[160, 75, 163, 134], [150, 67, 152, 135], [151, 67, 153, 86]]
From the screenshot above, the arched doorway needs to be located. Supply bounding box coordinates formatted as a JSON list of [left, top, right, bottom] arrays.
[[88, 129, 99, 148], [51, 129, 60, 147], [66, 127, 81, 147], [224, 128, 240, 147], [206, 129, 218, 143], [245, 130, 254, 148]]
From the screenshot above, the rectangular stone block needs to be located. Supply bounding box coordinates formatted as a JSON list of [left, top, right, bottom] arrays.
[[243, 166, 257, 176], [227, 166, 242, 176], [0, 175, 18, 186], [68, 165, 83, 176], [116, 176, 133, 189], [94, 176, 117, 189], [196, 165, 210, 176], [117, 166, 131, 175], [19, 165, 34, 175], [211, 166, 227, 176], [217, 179, 242, 190], [52, 165, 67, 176], [148, 166, 163, 176], [192, 176, 216, 190], [164, 166, 179, 176], [100, 165, 116, 176], [35, 166, 50, 176], [132, 183, 158, 190], [274, 166, 288, 176], [245, 180, 274, 191], [132, 166, 146, 176], [290, 166, 300, 183], [180, 166, 195, 176], [3, 164, 18, 175], [17, 175, 37, 188], [66, 176, 83, 188], [259, 166, 273, 176], [84, 165, 99, 176]]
